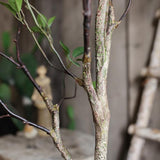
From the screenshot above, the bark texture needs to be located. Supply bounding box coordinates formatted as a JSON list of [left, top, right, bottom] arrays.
[[82, 0, 118, 160]]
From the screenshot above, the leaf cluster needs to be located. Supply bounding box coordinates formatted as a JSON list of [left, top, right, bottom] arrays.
[[60, 41, 84, 67], [0, 0, 23, 16]]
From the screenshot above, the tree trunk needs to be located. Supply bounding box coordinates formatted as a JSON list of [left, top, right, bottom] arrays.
[[95, 115, 110, 160]]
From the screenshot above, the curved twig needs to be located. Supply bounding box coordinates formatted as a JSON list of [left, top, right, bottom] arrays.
[[0, 52, 20, 67], [58, 77, 77, 106], [0, 100, 50, 134], [119, 0, 132, 21], [64, 82, 77, 100], [0, 114, 10, 119]]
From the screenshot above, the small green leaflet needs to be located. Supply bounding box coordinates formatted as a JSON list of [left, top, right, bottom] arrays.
[[72, 47, 84, 58], [48, 16, 55, 27], [67, 54, 80, 67], [60, 41, 84, 67], [31, 26, 42, 33], [8, 0, 23, 12], [60, 41, 70, 56], [15, 0, 23, 12], [37, 14, 47, 28], [0, 2, 16, 15], [8, 0, 17, 11]]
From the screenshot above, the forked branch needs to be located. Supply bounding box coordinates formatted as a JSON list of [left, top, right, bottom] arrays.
[[0, 29, 72, 160]]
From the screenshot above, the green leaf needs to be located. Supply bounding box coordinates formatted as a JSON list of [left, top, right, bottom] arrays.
[[31, 26, 42, 33], [0, 83, 11, 102], [72, 47, 84, 58], [59, 42, 80, 67], [37, 14, 47, 28], [67, 54, 80, 67], [60, 41, 70, 56], [0, 2, 16, 15], [8, 0, 17, 12], [48, 16, 55, 27], [2, 32, 11, 53], [15, 0, 23, 12], [67, 106, 74, 120]]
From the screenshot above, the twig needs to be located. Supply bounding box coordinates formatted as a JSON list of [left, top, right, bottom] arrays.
[[0, 52, 20, 67], [13, 28, 55, 113], [119, 0, 132, 21], [82, 0, 100, 117], [83, 0, 92, 57], [0, 100, 50, 134], [58, 79, 77, 106], [64, 80, 77, 100], [0, 114, 10, 119]]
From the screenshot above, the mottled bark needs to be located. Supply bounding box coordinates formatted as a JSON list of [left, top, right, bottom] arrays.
[[93, 1, 117, 159], [82, 0, 118, 160], [51, 105, 72, 160], [94, 110, 110, 160]]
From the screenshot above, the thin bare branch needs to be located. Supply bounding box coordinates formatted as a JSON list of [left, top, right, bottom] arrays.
[[83, 0, 92, 57], [64, 80, 77, 100], [0, 114, 10, 119], [0, 100, 50, 134], [119, 0, 132, 21], [58, 78, 77, 106], [0, 52, 20, 67]]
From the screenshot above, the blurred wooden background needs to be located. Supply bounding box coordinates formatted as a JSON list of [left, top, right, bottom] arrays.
[[0, 0, 160, 160]]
